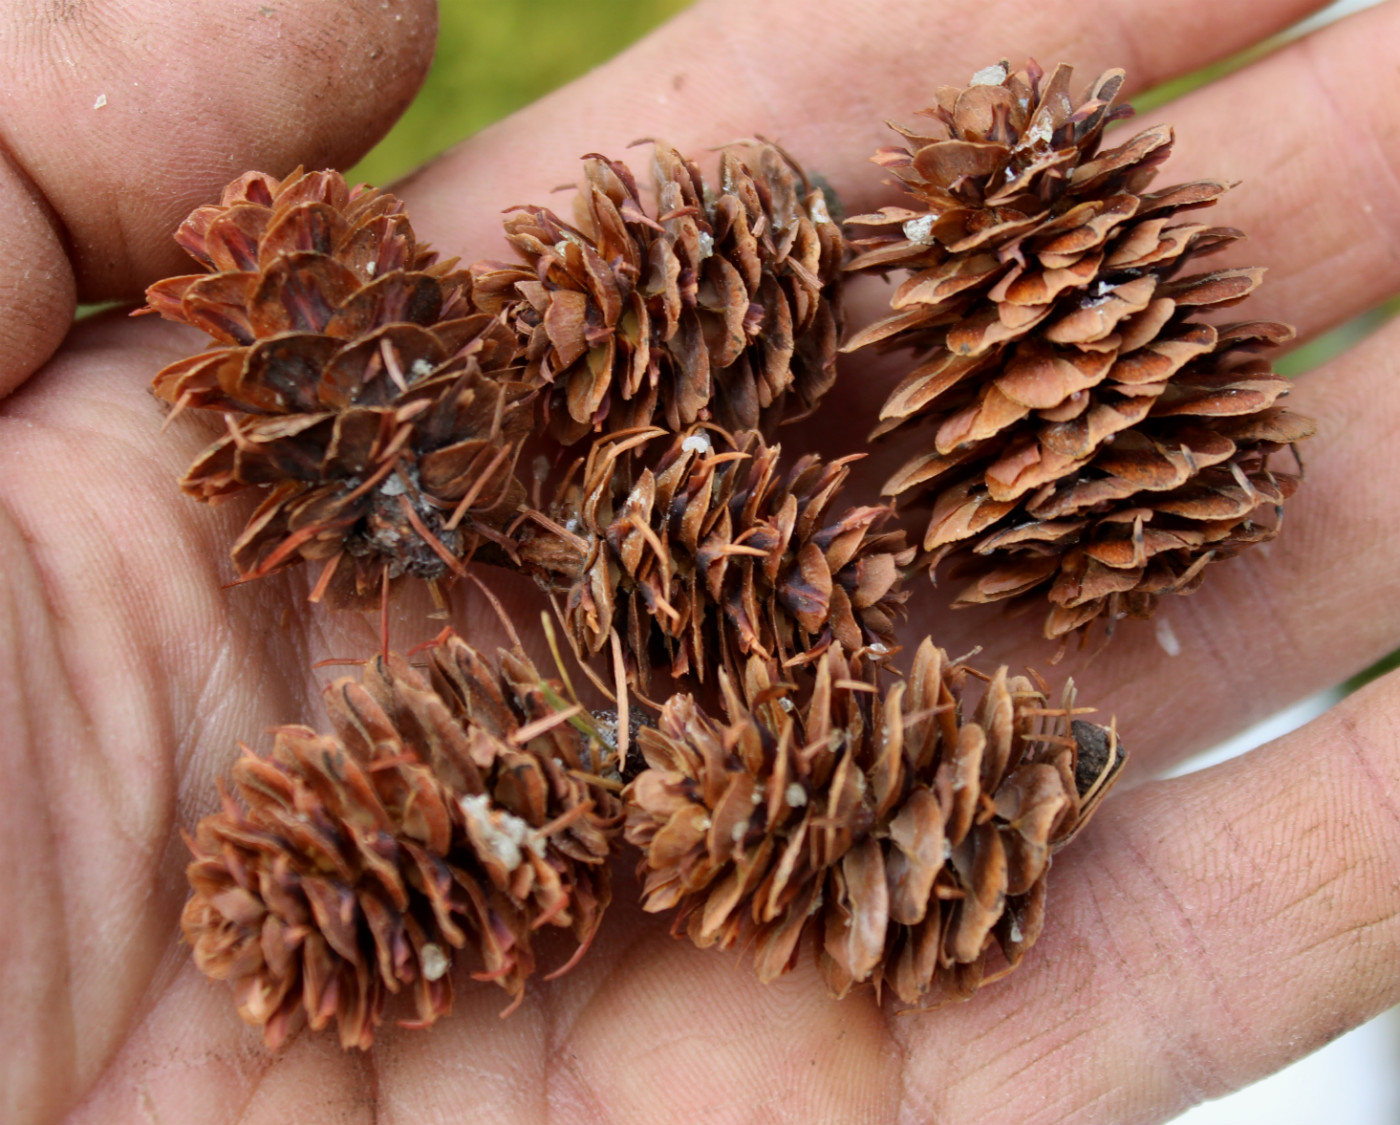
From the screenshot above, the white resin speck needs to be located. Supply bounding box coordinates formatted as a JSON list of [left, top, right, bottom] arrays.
[[1022, 119, 1053, 148], [970, 64, 1008, 87], [420, 943, 450, 982], [459, 793, 543, 870], [902, 214, 936, 244]]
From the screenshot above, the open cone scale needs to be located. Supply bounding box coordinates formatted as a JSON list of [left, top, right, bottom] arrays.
[[625, 641, 1123, 1004]]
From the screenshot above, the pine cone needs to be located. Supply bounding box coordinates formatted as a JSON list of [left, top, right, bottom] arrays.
[[143, 169, 532, 608], [516, 425, 913, 690], [181, 629, 622, 1050], [844, 61, 1314, 638], [471, 142, 844, 444], [624, 640, 1123, 1006]]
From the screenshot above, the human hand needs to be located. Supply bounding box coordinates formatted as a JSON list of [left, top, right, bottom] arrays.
[[3, 0, 1398, 1122]]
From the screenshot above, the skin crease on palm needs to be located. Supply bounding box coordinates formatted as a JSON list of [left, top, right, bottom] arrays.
[[1, 0, 1399, 1120]]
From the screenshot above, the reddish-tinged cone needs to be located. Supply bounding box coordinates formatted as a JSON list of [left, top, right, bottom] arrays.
[[515, 424, 913, 691], [181, 629, 622, 1049], [471, 142, 845, 444], [143, 168, 531, 608]]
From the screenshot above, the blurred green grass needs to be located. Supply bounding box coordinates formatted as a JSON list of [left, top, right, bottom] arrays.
[[349, 0, 693, 187]]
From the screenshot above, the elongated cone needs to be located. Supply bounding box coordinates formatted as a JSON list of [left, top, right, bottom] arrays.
[[624, 640, 1123, 1005], [844, 61, 1314, 639], [143, 169, 532, 607], [515, 424, 913, 691], [181, 629, 622, 1050], [471, 142, 844, 444]]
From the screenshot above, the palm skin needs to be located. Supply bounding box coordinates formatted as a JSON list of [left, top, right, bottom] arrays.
[[3, 1, 1400, 1122]]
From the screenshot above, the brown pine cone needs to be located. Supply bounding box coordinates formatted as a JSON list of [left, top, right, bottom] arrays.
[[624, 640, 1122, 1006], [843, 61, 1314, 639], [143, 168, 532, 608], [516, 425, 913, 690], [470, 142, 844, 444], [181, 629, 622, 1050]]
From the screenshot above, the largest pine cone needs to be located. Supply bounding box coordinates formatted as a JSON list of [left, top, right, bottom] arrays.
[[844, 62, 1314, 639], [143, 169, 532, 608], [181, 629, 621, 1049], [625, 640, 1123, 1006]]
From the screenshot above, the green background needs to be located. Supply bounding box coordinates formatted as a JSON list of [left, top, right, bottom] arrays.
[[349, 0, 692, 187]]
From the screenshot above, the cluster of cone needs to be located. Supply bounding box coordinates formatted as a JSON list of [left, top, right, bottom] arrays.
[[161, 60, 1308, 1049]]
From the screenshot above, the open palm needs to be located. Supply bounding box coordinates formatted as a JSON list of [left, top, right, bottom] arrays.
[[4, 1, 1399, 1122]]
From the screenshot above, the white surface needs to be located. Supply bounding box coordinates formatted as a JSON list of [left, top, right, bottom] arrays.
[[1169, 1007, 1400, 1125], [1162, 688, 1342, 779]]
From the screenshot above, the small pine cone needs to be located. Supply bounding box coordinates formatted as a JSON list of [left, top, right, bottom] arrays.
[[143, 168, 532, 608], [181, 629, 622, 1050], [516, 425, 913, 690], [471, 142, 844, 444], [843, 62, 1315, 638], [624, 641, 1123, 1006]]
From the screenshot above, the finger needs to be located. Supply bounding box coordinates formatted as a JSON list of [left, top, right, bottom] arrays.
[[1122, 0, 1400, 343], [0, 0, 437, 397], [893, 665, 1400, 1124], [397, 0, 1329, 256]]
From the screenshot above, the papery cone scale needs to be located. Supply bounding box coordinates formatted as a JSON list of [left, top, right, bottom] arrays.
[[515, 424, 914, 691], [471, 142, 845, 445]]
